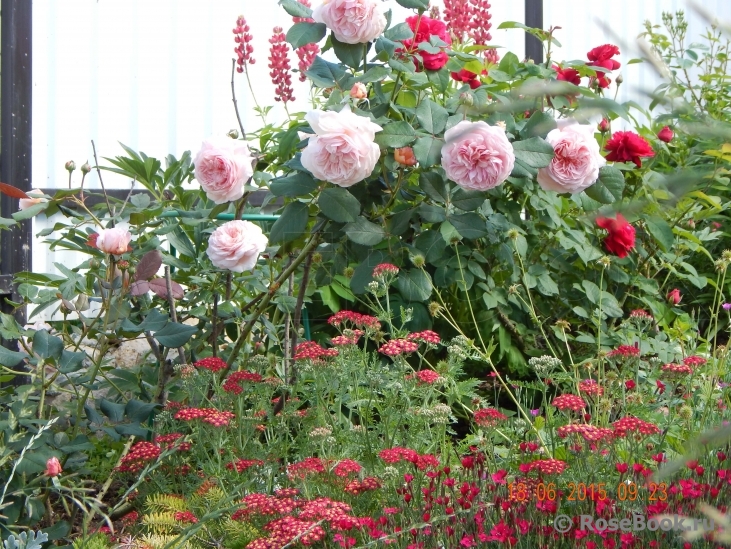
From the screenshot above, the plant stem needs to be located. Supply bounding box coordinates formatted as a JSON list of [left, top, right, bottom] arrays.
[[231, 59, 247, 140]]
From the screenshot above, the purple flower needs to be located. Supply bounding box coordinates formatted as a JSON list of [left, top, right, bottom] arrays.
[[530, 409, 541, 416], [723, 303, 731, 310]]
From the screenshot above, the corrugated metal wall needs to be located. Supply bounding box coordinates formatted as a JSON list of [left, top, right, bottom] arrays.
[[29, 0, 731, 318]]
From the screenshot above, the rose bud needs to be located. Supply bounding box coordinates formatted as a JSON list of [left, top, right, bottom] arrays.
[[598, 118, 610, 133], [667, 288, 682, 305], [80, 162, 91, 175], [45, 456, 62, 477], [18, 189, 48, 211], [657, 126, 674, 143], [65, 160, 76, 173], [394, 147, 417, 167], [350, 82, 367, 100]]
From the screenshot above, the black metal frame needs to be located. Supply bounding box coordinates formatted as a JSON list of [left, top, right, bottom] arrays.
[[525, 0, 544, 63]]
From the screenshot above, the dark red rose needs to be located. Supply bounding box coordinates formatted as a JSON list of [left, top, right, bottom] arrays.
[[403, 16, 451, 71], [553, 64, 580, 85], [587, 44, 621, 69], [657, 126, 674, 143], [625, 379, 636, 390], [604, 131, 654, 168], [451, 68, 482, 89], [596, 214, 636, 258]]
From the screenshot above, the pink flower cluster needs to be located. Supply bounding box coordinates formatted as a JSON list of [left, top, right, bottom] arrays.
[[154, 433, 191, 452], [551, 394, 586, 412], [443, 0, 493, 45], [117, 441, 162, 473], [226, 458, 264, 473], [378, 338, 419, 356], [407, 330, 441, 344], [521, 458, 568, 475], [661, 362, 693, 376], [328, 310, 381, 330], [607, 345, 640, 359], [473, 407, 507, 427], [331, 330, 364, 346], [410, 369, 440, 384], [612, 416, 661, 437], [557, 424, 614, 443], [194, 357, 228, 372], [372, 263, 399, 279], [288, 457, 327, 479], [333, 459, 362, 477], [174, 407, 235, 427], [293, 0, 319, 81], [269, 27, 294, 103], [233, 15, 255, 72], [378, 447, 440, 470], [222, 370, 263, 394], [578, 379, 604, 396], [293, 340, 339, 361]]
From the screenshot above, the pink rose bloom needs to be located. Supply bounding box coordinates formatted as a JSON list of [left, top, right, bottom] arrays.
[[194, 137, 253, 204], [537, 121, 605, 194], [206, 220, 268, 272], [300, 106, 382, 188], [313, 0, 386, 44], [441, 121, 515, 191], [45, 456, 62, 477], [18, 189, 48, 211], [96, 227, 132, 255]]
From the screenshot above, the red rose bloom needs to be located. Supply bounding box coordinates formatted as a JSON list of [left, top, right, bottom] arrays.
[[450, 68, 482, 89], [587, 44, 620, 89], [596, 214, 636, 258], [553, 64, 580, 85], [604, 131, 654, 168], [403, 15, 451, 71], [657, 126, 674, 143]]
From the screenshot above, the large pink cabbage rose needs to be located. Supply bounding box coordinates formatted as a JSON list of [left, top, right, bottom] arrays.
[[194, 137, 253, 204], [96, 227, 132, 255], [537, 121, 605, 194], [206, 220, 268, 272], [441, 121, 515, 191], [300, 106, 382, 188], [313, 0, 386, 44]]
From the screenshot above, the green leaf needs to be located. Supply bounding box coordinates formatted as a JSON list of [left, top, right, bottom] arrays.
[[523, 111, 557, 138], [100, 399, 126, 422], [449, 213, 488, 239], [154, 322, 198, 348], [319, 187, 361, 223], [358, 66, 391, 83], [350, 250, 387, 294], [59, 350, 86, 374], [415, 229, 446, 262], [126, 399, 159, 423], [418, 204, 446, 223], [581, 280, 601, 305], [280, 0, 312, 18], [384, 22, 413, 41], [286, 22, 327, 49], [305, 56, 353, 89], [270, 171, 319, 197], [412, 136, 443, 167], [645, 216, 674, 252], [12, 202, 48, 221], [584, 166, 625, 204], [395, 0, 429, 10], [32, 330, 64, 361], [374, 121, 416, 148], [419, 172, 449, 203], [332, 36, 366, 68], [344, 216, 386, 245], [269, 202, 309, 244], [512, 137, 554, 168], [396, 269, 432, 301], [389, 208, 414, 235], [0, 345, 27, 367], [121, 309, 169, 333], [415, 98, 448, 134], [452, 189, 488, 211]]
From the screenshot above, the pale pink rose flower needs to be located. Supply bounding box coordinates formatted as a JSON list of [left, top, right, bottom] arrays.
[[96, 227, 132, 255], [206, 220, 268, 272], [313, 0, 386, 44], [45, 456, 62, 477], [194, 137, 253, 204], [300, 106, 382, 188], [18, 189, 47, 211], [441, 121, 515, 191], [537, 121, 605, 194]]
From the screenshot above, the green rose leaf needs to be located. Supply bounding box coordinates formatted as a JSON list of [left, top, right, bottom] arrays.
[[395, 0, 429, 10], [584, 166, 625, 204], [305, 56, 354, 89], [344, 216, 386, 246], [452, 188, 488, 211], [33, 329, 64, 361], [269, 202, 309, 244], [0, 345, 28, 367], [12, 202, 48, 221], [279, 0, 312, 18], [645, 216, 674, 252], [319, 187, 361, 223], [350, 250, 388, 294], [374, 121, 416, 148], [332, 36, 367, 69], [100, 399, 126, 422], [523, 111, 557, 138], [154, 322, 198, 348], [512, 137, 555, 168], [358, 66, 391, 83], [416, 98, 449, 134], [449, 212, 488, 239], [384, 22, 413, 41], [419, 172, 449, 203], [286, 22, 327, 49], [270, 172, 319, 197], [396, 269, 433, 302], [413, 136, 443, 167]]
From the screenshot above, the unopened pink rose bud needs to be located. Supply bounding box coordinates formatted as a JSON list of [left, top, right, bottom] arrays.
[[350, 83, 367, 100], [65, 160, 76, 173], [598, 118, 610, 133], [657, 126, 674, 143], [667, 288, 682, 305], [45, 456, 62, 477]]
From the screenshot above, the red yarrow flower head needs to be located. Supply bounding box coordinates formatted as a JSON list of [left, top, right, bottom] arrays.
[[373, 263, 400, 278], [551, 394, 586, 412], [473, 407, 507, 427], [553, 64, 581, 86], [233, 15, 255, 73], [667, 288, 682, 305], [596, 214, 636, 258], [604, 131, 654, 168], [402, 16, 451, 71], [607, 344, 640, 359], [194, 357, 227, 372], [657, 126, 674, 143], [268, 27, 295, 103]]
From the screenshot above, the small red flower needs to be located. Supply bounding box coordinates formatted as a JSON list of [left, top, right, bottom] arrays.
[[625, 379, 636, 390], [604, 131, 655, 167], [657, 126, 674, 143], [402, 16, 451, 71], [451, 68, 482, 89], [553, 64, 580, 85], [596, 214, 636, 258], [667, 288, 682, 305]]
